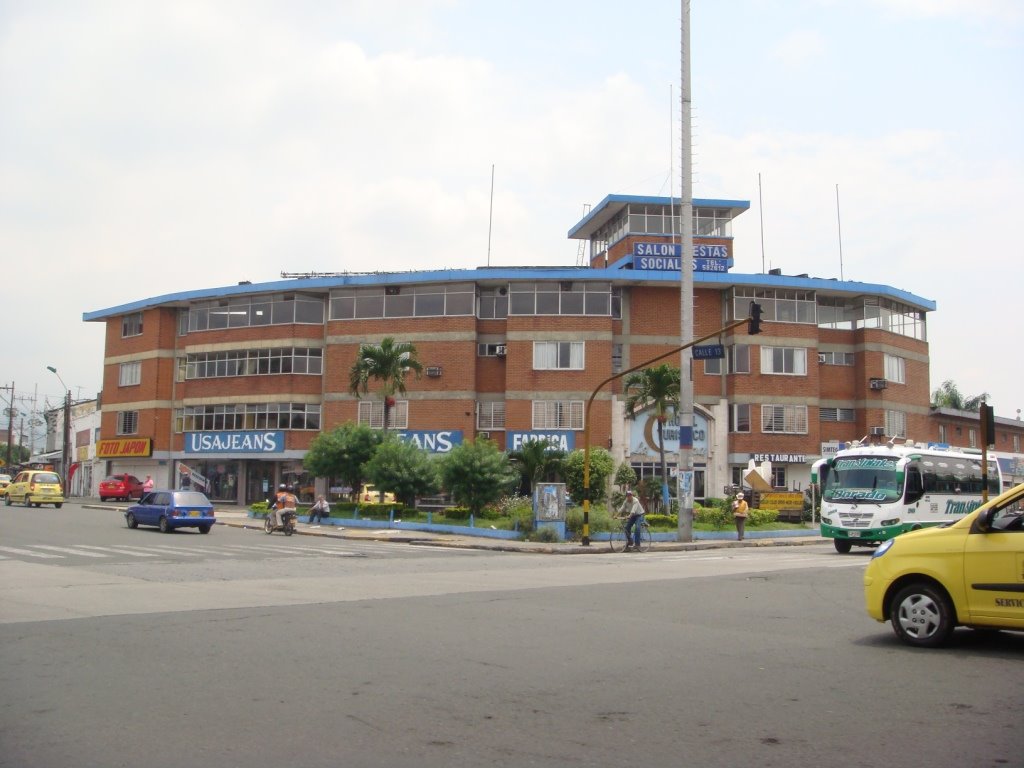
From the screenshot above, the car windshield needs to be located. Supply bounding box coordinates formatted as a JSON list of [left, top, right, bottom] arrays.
[[173, 491, 211, 506], [33, 473, 61, 484]]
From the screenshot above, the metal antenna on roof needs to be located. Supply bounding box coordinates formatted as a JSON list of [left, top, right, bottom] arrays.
[[836, 183, 845, 281], [487, 164, 495, 267]]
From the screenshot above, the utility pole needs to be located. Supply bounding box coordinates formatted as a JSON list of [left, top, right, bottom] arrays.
[[2, 381, 14, 468], [678, 1, 695, 541]]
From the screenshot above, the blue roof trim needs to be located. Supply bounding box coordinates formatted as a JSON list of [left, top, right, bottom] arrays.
[[567, 194, 750, 239], [82, 266, 935, 321]]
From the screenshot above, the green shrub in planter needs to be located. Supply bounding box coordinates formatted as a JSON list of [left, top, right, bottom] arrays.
[[442, 506, 472, 521], [250, 501, 270, 517], [747, 507, 779, 526]]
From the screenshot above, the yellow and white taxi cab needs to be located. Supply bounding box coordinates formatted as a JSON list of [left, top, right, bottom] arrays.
[[864, 482, 1024, 647]]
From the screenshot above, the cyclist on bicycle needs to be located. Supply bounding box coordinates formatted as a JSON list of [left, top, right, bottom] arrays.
[[620, 489, 645, 551]]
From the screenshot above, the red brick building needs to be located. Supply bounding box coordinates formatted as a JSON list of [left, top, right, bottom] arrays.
[[85, 192, 992, 505]]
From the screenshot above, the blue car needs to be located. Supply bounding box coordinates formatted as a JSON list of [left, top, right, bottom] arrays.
[[125, 490, 216, 534]]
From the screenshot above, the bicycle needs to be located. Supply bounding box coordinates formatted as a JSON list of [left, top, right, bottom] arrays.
[[609, 514, 651, 553]]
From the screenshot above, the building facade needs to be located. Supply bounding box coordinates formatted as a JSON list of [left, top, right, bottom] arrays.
[[83, 192, 1018, 506]]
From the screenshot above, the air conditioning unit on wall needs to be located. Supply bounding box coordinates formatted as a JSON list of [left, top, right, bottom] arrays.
[[494, 345, 507, 357], [478, 432, 490, 440], [870, 426, 885, 436], [869, 378, 888, 390]]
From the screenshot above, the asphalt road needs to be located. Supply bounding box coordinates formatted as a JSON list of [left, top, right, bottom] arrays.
[[1, 501, 1021, 767]]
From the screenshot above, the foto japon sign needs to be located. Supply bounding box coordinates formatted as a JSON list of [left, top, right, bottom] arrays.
[[97, 438, 153, 458]]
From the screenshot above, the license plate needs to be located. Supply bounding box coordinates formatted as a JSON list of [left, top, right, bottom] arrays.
[[189, 510, 200, 517], [849, 531, 860, 538]]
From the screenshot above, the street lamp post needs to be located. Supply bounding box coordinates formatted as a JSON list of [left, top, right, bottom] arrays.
[[46, 366, 72, 494]]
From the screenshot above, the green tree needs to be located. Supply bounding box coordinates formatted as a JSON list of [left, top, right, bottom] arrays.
[[623, 363, 680, 508], [439, 438, 519, 517], [931, 379, 991, 412], [363, 436, 440, 507], [348, 337, 424, 432], [302, 423, 383, 499], [508, 439, 566, 497], [562, 446, 615, 504], [614, 462, 638, 490]]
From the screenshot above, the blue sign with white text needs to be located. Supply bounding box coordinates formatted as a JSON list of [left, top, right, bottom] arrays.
[[507, 431, 576, 452], [397, 430, 464, 453], [185, 431, 285, 454], [692, 344, 725, 359]]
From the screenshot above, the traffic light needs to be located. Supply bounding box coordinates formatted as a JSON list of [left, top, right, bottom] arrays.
[[748, 301, 763, 334], [980, 402, 995, 448]]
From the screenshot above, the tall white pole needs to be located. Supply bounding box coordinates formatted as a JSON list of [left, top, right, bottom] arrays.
[[678, 0, 695, 542], [487, 164, 495, 267]]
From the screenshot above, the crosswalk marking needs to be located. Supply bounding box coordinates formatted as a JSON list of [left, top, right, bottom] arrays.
[[0, 545, 63, 559], [30, 545, 111, 558], [72, 544, 161, 558]]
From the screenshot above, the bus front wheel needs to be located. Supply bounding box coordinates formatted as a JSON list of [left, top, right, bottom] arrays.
[[833, 539, 852, 554]]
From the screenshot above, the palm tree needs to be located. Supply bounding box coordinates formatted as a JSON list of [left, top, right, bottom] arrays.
[[509, 439, 566, 497], [931, 380, 991, 412], [623, 363, 681, 509], [348, 337, 423, 432]]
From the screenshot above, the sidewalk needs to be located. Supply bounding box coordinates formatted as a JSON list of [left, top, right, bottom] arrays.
[[212, 507, 827, 555]]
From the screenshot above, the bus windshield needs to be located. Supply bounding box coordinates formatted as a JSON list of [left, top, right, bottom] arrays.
[[822, 456, 902, 503]]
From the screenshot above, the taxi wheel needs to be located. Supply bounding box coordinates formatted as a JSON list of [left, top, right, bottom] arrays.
[[833, 539, 852, 554], [4, 494, 11, 506], [158, 516, 172, 533], [198, 524, 211, 534], [23, 495, 32, 507], [54, 503, 62, 509], [126, 512, 139, 529], [890, 582, 954, 648]]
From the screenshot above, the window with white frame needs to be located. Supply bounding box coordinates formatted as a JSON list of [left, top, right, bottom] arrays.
[[729, 404, 751, 433], [358, 400, 408, 430], [117, 411, 139, 435], [119, 361, 141, 387], [885, 410, 907, 438], [705, 357, 722, 375], [818, 350, 854, 366], [884, 354, 906, 384], [533, 341, 584, 370], [771, 466, 787, 488], [761, 346, 807, 375], [761, 404, 808, 434], [1013, 434, 1020, 452], [938, 424, 947, 443], [968, 427, 977, 448], [121, 312, 143, 338], [729, 345, 750, 374], [820, 407, 855, 422], [532, 400, 584, 430], [477, 401, 506, 430]]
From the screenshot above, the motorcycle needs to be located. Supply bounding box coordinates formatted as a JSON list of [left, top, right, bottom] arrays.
[[264, 509, 297, 536]]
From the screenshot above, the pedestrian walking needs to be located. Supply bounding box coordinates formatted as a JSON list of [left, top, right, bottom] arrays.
[[732, 491, 749, 541], [309, 494, 330, 527], [143, 474, 154, 494]]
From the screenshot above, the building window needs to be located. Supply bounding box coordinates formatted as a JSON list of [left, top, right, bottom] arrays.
[[122, 312, 143, 338], [771, 466, 787, 489], [188, 295, 324, 332], [938, 424, 947, 443], [968, 427, 977, 448], [477, 401, 506, 430], [732, 287, 816, 324], [177, 403, 322, 432], [761, 405, 808, 434], [1013, 435, 1020, 452], [705, 357, 722, 375], [729, 345, 750, 374], [508, 282, 612, 316], [331, 283, 474, 321], [117, 411, 139, 435], [185, 348, 323, 379], [533, 341, 584, 370], [119, 361, 141, 387], [477, 343, 507, 357], [358, 400, 408, 430], [532, 400, 584, 430], [729, 404, 751, 433], [885, 410, 907, 438], [478, 287, 509, 319], [612, 343, 623, 375], [761, 347, 807, 375], [884, 354, 906, 384], [818, 350, 854, 366], [820, 407, 855, 422]]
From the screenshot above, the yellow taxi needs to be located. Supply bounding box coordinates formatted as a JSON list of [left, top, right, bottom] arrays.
[[360, 484, 396, 504], [864, 482, 1024, 647], [4, 469, 66, 508]]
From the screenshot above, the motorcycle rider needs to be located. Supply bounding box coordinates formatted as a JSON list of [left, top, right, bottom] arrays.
[[272, 483, 288, 529], [278, 484, 299, 530]]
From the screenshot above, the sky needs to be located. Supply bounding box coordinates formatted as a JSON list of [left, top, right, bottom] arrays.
[[2, 0, 1022, 442]]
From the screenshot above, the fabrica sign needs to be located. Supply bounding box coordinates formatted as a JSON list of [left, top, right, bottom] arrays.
[[185, 431, 285, 454], [507, 431, 576, 452]]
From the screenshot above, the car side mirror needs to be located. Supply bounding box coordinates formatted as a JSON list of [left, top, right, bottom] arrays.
[[973, 507, 995, 533]]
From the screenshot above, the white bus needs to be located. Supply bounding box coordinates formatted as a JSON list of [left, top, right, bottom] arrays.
[[812, 441, 1001, 553]]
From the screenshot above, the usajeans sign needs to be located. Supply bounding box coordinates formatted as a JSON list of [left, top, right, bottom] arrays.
[[185, 430, 285, 454]]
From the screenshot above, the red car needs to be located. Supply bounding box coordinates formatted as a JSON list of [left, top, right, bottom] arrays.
[[99, 474, 145, 502]]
